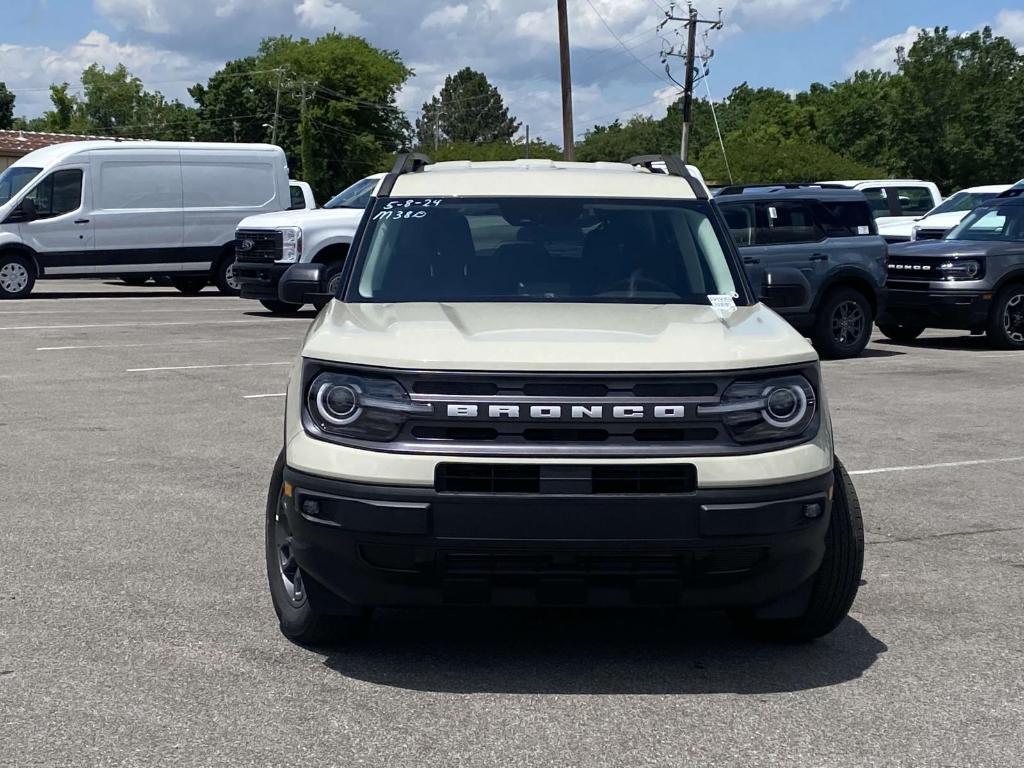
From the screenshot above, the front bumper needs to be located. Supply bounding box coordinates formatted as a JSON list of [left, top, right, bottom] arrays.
[[879, 286, 991, 330], [235, 260, 290, 301], [282, 465, 834, 611]]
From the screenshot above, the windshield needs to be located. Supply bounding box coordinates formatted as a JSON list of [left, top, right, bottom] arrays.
[[346, 197, 743, 304], [0, 166, 42, 206], [927, 190, 1000, 217], [946, 205, 1024, 242], [324, 177, 377, 209]]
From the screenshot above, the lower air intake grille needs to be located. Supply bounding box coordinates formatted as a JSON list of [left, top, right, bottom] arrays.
[[435, 463, 697, 495]]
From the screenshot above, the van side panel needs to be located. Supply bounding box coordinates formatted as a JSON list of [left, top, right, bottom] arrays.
[[181, 148, 288, 262], [88, 148, 188, 274]]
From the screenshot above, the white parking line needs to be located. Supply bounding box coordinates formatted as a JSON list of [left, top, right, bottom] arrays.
[[38, 337, 301, 351], [243, 393, 287, 399], [127, 362, 291, 372], [1, 319, 307, 331], [850, 456, 1024, 476]]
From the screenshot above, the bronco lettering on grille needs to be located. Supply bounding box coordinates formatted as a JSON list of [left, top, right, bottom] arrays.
[[445, 404, 686, 419]]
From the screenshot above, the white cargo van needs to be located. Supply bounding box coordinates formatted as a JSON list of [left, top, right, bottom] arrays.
[[0, 141, 290, 298]]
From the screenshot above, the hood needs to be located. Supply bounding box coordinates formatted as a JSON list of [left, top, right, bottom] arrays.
[[913, 211, 968, 229], [301, 301, 818, 372], [236, 206, 364, 230], [888, 240, 1023, 258]]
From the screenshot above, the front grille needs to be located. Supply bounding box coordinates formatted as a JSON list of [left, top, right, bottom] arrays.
[[235, 229, 283, 263], [435, 463, 697, 495], [914, 228, 948, 241]]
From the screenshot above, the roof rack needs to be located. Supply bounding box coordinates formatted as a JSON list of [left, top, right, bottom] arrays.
[[377, 152, 433, 197], [716, 182, 848, 196], [627, 154, 708, 199]]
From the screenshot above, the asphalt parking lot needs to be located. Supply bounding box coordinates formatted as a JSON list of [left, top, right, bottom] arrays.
[[1, 280, 1022, 768]]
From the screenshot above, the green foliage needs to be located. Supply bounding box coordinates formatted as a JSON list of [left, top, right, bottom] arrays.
[[696, 136, 884, 184], [0, 82, 14, 130], [416, 68, 520, 146], [192, 34, 411, 200], [428, 140, 561, 162]]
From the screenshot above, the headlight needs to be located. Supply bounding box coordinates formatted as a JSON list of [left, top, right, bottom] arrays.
[[305, 370, 431, 443], [278, 227, 302, 263], [936, 259, 982, 281], [698, 374, 817, 444]]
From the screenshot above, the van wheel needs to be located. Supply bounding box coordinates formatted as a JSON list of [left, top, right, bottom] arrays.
[[266, 453, 370, 645], [877, 323, 925, 343], [215, 255, 241, 296], [987, 284, 1024, 350], [171, 276, 207, 295], [120, 275, 150, 287], [259, 299, 303, 315], [735, 457, 864, 642], [0, 253, 35, 299], [813, 288, 872, 359]]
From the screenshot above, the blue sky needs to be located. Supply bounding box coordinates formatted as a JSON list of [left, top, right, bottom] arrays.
[[3, 0, 1023, 142]]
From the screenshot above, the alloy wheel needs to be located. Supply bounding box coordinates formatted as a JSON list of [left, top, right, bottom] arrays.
[[831, 300, 865, 346], [1003, 293, 1024, 343], [0, 262, 29, 293], [274, 496, 306, 606], [225, 261, 241, 292]]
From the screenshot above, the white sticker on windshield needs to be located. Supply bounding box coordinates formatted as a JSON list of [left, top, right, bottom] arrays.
[[768, 206, 778, 219], [857, 225, 870, 235], [708, 294, 737, 315]]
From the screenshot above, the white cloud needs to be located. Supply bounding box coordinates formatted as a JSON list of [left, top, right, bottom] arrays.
[[994, 9, 1024, 48], [295, 0, 365, 31], [845, 25, 920, 73], [0, 31, 217, 118], [421, 4, 469, 30]]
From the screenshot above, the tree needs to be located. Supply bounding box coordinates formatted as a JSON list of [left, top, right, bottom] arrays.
[[416, 68, 519, 147], [695, 135, 883, 185], [427, 139, 561, 162], [192, 34, 411, 200], [0, 83, 14, 130]]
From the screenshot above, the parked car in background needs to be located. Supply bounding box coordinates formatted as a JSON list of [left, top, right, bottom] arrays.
[[818, 179, 941, 228], [715, 184, 887, 358], [234, 173, 383, 314], [0, 140, 290, 298], [289, 181, 316, 210], [879, 189, 1024, 348], [877, 185, 1012, 243]]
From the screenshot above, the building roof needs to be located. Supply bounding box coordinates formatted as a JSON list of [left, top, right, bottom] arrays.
[[390, 160, 699, 200], [0, 129, 137, 156]]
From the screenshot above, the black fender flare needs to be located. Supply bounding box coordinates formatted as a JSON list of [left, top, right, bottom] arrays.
[[812, 268, 881, 315], [0, 243, 40, 277]]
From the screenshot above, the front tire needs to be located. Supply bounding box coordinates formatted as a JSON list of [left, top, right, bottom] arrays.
[[259, 299, 303, 315], [265, 453, 369, 645], [214, 254, 241, 296], [987, 284, 1024, 350], [170, 276, 207, 295], [736, 457, 865, 642], [813, 288, 873, 359], [877, 322, 925, 344], [0, 253, 35, 299]]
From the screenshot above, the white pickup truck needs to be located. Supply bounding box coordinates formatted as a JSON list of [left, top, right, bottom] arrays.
[[234, 174, 382, 313]]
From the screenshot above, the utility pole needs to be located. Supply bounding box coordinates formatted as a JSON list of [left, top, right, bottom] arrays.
[[525, 124, 530, 159], [271, 67, 284, 146], [557, 0, 574, 161], [659, 3, 723, 162]]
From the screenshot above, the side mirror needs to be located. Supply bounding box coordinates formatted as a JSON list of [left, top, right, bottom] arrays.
[[279, 263, 332, 305], [19, 198, 38, 223], [760, 268, 812, 310]]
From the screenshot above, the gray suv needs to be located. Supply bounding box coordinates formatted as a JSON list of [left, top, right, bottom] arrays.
[[880, 190, 1024, 348], [716, 186, 887, 359]]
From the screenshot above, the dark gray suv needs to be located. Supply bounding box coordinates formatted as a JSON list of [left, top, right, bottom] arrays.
[[716, 186, 887, 359], [880, 190, 1024, 348]]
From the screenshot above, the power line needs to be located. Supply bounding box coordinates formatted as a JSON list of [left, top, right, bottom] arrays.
[[581, 0, 674, 87]]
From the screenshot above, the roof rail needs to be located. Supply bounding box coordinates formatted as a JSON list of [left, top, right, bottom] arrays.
[[716, 182, 848, 196], [378, 152, 433, 197], [627, 154, 708, 199]]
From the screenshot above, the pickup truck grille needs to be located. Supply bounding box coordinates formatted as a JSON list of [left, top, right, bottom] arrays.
[[235, 229, 283, 263]]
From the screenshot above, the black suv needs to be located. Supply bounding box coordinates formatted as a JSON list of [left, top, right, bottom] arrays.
[[715, 186, 887, 359], [880, 190, 1024, 348]]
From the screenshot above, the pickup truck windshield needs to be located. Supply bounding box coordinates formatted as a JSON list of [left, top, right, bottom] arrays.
[[0, 166, 41, 206], [323, 177, 376, 209], [348, 197, 741, 304], [947, 205, 1024, 242], [928, 190, 999, 216]]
